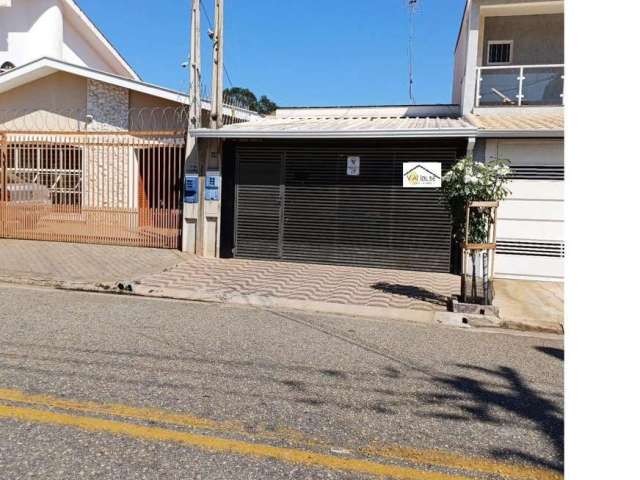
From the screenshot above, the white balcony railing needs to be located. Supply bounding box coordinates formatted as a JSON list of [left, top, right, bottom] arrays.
[[475, 64, 564, 107]]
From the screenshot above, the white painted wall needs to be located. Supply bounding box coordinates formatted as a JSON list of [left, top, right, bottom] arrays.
[[0, 0, 121, 74], [461, 1, 480, 115], [452, 3, 470, 106], [485, 139, 565, 281], [0, 0, 63, 67], [62, 13, 114, 73]]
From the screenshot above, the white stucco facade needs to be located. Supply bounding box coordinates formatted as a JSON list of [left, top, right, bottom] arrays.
[[0, 0, 137, 78], [452, 1, 565, 282], [487, 139, 565, 281]]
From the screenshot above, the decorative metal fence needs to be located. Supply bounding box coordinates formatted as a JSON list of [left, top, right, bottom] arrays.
[[0, 108, 187, 249]]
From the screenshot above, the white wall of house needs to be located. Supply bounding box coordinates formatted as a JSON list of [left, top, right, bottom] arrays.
[[61, 14, 114, 73], [452, 5, 469, 106], [0, 0, 63, 66], [485, 139, 565, 281], [0, 0, 130, 76]]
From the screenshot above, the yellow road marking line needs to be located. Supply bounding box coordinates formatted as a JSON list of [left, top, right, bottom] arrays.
[[364, 446, 563, 480], [0, 388, 323, 448], [0, 388, 561, 480], [0, 404, 473, 480]]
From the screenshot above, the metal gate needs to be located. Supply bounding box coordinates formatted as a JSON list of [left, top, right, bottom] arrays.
[[1, 131, 185, 249], [233, 142, 460, 272]]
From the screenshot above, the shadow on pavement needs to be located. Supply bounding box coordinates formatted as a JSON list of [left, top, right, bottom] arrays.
[[370, 282, 449, 306], [535, 346, 564, 361], [0, 337, 563, 473], [419, 364, 564, 473]]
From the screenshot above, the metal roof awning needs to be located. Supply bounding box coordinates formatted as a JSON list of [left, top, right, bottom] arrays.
[[467, 111, 564, 138], [190, 108, 564, 140], [191, 115, 478, 139]]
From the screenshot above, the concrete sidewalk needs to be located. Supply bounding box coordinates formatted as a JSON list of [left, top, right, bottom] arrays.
[[0, 239, 190, 286], [0, 239, 563, 333], [494, 279, 564, 333]]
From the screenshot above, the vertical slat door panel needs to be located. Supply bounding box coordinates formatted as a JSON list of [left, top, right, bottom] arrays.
[[234, 143, 455, 273], [234, 150, 283, 259]]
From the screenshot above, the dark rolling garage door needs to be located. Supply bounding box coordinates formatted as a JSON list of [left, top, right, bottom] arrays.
[[233, 141, 460, 272]]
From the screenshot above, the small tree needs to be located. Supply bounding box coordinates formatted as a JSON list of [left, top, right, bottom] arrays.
[[442, 157, 511, 303], [223, 88, 278, 115], [256, 95, 278, 115], [223, 87, 258, 110]]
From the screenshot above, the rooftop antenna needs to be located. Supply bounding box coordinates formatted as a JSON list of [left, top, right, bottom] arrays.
[[407, 0, 420, 104]]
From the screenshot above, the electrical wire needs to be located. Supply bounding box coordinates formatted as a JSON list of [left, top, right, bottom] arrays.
[[200, 0, 213, 29], [198, 0, 234, 87]]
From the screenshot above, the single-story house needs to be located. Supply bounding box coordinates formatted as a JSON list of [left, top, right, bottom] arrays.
[[191, 105, 562, 275], [0, 0, 257, 248]]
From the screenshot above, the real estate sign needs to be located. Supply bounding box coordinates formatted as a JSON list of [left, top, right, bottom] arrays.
[[403, 162, 441, 188]]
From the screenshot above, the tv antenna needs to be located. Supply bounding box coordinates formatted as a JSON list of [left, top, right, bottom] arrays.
[[407, 0, 420, 104]]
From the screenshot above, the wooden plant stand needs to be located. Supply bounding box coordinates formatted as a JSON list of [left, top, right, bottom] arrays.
[[461, 201, 498, 305]]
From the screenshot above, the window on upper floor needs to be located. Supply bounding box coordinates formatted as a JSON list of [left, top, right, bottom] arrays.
[[0, 61, 16, 73], [487, 41, 513, 65]]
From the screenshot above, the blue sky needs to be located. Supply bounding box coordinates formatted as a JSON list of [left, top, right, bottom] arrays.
[[77, 0, 466, 107]]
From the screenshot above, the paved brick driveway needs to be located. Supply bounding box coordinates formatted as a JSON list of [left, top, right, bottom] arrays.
[[0, 240, 458, 315], [135, 257, 460, 313]]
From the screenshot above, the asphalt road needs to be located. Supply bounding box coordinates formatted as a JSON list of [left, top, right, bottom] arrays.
[[0, 284, 564, 479]]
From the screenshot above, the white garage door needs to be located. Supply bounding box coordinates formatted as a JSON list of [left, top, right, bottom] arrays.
[[486, 139, 564, 282]]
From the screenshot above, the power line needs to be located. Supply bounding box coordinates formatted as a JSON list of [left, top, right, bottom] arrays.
[[198, 0, 233, 87], [200, 0, 213, 31], [223, 65, 233, 87]]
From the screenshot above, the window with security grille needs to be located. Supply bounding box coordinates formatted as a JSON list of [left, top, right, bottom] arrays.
[[487, 41, 513, 65], [7, 144, 83, 205]]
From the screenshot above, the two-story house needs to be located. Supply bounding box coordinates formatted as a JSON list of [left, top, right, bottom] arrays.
[[454, 0, 565, 282]]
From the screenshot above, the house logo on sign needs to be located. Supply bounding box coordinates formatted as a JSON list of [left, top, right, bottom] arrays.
[[403, 162, 442, 188]]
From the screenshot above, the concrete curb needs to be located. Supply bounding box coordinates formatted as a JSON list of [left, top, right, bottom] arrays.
[[0, 276, 440, 325], [434, 311, 563, 335], [131, 286, 439, 324], [0, 275, 562, 335]]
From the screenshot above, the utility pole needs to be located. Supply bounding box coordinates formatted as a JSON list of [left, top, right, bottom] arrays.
[[191, 0, 224, 258], [211, 0, 224, 129], [182, 0, 202, 254], [189, 0, 202, 132]]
